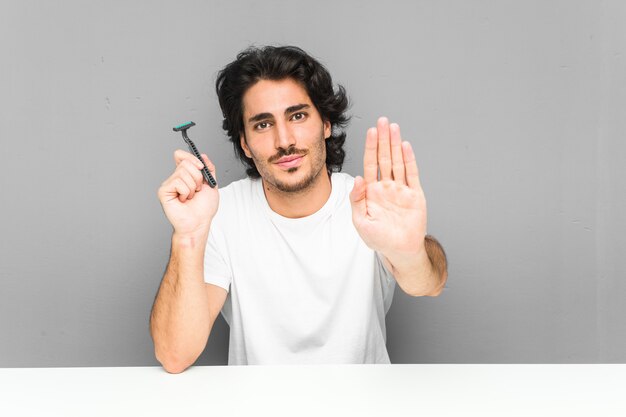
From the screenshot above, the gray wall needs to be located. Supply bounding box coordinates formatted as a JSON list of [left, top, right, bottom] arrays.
[[1, 0, 624, 366]]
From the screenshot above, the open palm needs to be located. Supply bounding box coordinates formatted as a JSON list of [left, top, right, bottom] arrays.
[[350, 117, 427, 256]]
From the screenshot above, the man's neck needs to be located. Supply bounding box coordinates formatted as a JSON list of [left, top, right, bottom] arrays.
[[261, 170, 332, 219]]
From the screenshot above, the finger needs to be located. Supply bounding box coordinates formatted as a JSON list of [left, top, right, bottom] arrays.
[[186, 160, 206, 190], [174, 149, 191, 165], [363, 127, 378, 184], [377, 117, 392, 181], [178, 165, 199, 199], [173, 178, 191, 203], [402, 141, 422, 190], [178, 154, 213, 189], [390, 123, 405, 185], [174, 149, 204, 170], [159, 169, 196, 202]]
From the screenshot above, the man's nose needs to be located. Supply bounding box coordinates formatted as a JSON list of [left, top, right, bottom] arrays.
[[274, 120, 296, 149]]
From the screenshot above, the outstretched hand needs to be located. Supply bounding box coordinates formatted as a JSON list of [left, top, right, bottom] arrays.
[[349, 117, 427, 257]]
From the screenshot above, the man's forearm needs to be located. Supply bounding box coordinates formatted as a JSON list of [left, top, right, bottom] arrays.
[[382, 234, 448, 297], [150, 232, 211, 372]]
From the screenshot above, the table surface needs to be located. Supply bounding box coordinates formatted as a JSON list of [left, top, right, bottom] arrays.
[[1, 364, 625, 416]]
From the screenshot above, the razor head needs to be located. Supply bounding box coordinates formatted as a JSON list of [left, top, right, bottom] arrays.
[[173, 121, 196, 132]]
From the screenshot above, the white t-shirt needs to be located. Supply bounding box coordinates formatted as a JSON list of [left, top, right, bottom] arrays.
[[203, 172, 396, 365]]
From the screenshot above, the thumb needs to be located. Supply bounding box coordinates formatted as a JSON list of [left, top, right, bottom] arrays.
[[350, 176, 367, 218]]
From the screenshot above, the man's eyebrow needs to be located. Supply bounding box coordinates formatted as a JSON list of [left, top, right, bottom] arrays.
[[247, 104, 311, 124], [284, 103, 310, 114], [248, 112, 273, 124]]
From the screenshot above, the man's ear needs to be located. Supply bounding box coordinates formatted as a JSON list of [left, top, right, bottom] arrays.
[[240, 133, 252, 158], [324, 120, 331, 140]]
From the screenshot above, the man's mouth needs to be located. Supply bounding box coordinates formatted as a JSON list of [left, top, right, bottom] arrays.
[[275, 154, 304, 169]]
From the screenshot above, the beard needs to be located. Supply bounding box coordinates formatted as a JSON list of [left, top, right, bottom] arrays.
[[250, 127, 327, 194]]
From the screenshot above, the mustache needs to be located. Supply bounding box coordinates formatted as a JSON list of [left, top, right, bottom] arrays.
[[268, 146, 307, 163]]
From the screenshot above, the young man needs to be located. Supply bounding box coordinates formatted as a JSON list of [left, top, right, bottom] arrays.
[[152, 46, 447, 372]]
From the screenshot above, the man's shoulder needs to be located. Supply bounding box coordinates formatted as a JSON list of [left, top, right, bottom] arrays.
[[331, 171, 356, 194], [218, 176, 259, 201], [210, 176, 260, 228]]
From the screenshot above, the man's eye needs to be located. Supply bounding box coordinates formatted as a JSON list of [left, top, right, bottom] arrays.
[[255, 122, 270, 130], [291, 112, 306, 121]]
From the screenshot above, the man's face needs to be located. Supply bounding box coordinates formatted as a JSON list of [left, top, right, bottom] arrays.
[[240, 78, 331, 193]]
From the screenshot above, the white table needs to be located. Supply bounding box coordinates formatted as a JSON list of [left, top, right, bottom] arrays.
[[1, 364, 625, 416]]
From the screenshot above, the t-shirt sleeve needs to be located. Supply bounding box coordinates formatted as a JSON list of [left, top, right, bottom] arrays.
[[375, 251, 396, 314], [203, 226, 232, 292]]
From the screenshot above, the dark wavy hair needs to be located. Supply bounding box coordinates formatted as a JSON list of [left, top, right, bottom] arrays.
[[215, 45, 350, 178]]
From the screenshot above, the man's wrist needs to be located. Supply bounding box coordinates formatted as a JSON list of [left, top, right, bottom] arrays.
[[385, 246, 430, 277], [381, 235, 447, 296], [172, 229, 209, 249]]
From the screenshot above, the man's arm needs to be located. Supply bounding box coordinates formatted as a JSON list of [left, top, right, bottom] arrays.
[[152, 149, 226, 373], [350, 117, 448, 297], [381, 234, 448, 297], [150, 232, 227, 374]]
